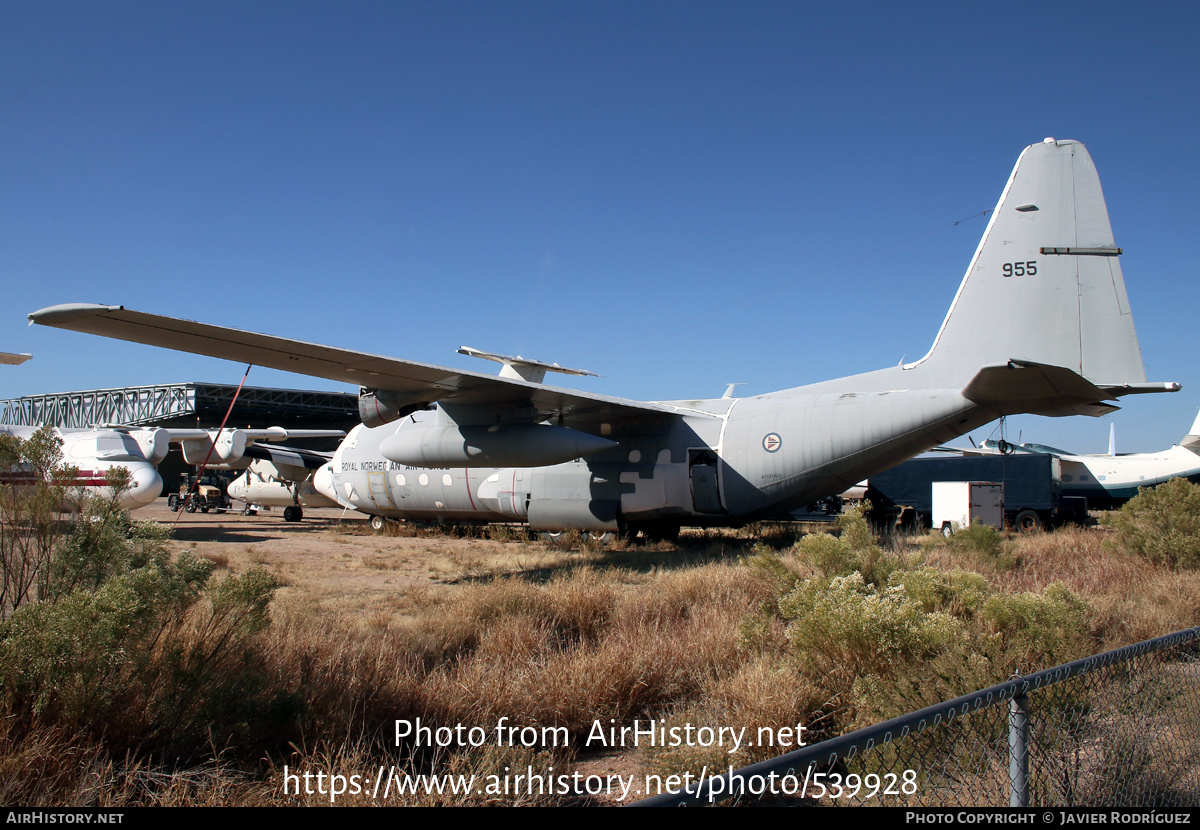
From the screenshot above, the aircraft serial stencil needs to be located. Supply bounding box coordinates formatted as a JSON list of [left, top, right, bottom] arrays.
[[30, 139, 1179, 538]]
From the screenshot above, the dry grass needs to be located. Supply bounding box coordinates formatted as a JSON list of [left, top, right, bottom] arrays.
[[200, 551, 230, 570], [919, 525, 1200, 648], [5, 505, 1200, 805]]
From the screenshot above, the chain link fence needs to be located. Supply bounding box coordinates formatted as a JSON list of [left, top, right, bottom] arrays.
[[634, 627, 1200, 806]]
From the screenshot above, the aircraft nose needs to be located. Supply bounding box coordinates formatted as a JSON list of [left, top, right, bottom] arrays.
[[228, 474, 248, 502], [312, 463, 337, 503], [121, 466, 163, 510]]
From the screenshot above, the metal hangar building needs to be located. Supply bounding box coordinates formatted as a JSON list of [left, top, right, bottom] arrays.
[[0, 381, 359, 493]]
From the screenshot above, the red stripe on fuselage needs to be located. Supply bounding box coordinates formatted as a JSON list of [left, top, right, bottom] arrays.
[[0, 470, 112, 487]]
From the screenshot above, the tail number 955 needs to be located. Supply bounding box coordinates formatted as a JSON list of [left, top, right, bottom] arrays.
[[1002, 261, 1037, 277]]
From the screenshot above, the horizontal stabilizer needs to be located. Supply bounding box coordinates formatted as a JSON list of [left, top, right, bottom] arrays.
[[1029, 403, 1120, 418], [1098, 382, 1183, 397], [963, 361, 1117, 416]]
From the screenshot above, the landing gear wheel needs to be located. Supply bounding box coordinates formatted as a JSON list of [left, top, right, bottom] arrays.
[[369, 514, 386, 532], [624, 522, 681, 544], [1015, 510, 1042, 533], [588, 531, 616, 545], [643, 522, 681, 543], [283, 505, 303, 523], [941, 523, 953, 538]]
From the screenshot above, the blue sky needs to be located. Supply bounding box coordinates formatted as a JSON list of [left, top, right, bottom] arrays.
[[3, 1, 1198, 452]]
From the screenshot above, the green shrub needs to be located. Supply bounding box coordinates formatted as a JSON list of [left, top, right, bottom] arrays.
[[888, 566, 990, 617], [1101, 477, 1200, 568], [781, 571, 962, 683], [0, 434, 281, 756], [922, 519, 1019, 569], [981, 583, 1090, 670], [0, 549, 213, 721], [793, 503, 897, 586], [0, 427, 78, 617], [948, 520, 1004, 557]]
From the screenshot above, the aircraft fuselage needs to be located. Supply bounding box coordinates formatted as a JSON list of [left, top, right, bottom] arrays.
[[315, 380, 996, 533], [0, 426, 164, 511], [1030, 445, 1200, 509]]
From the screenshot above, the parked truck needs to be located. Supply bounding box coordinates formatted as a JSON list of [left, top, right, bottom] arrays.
[[167, 471, 234, 514], [864, 454, 1086, 532]]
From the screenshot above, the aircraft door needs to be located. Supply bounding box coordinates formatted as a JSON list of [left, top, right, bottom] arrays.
[[368, 472, 393, 508], [498, 468, 530, 519], [689, 449, 725, 514], [477, 468, 529, 519]]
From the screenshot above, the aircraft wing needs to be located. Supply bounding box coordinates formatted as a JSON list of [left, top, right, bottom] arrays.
[[153, 427, 346, 442], [241, 444, 332, 471], [28, 304, 681, 425]]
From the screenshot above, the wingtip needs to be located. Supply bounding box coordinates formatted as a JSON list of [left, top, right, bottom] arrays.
[[27, 303, 125, 327]]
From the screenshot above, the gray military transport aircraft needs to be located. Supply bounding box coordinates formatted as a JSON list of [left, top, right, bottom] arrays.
[[29, 139, 1179, 538]]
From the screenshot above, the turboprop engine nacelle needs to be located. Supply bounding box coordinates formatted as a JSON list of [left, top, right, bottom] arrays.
[[181, 428, 248, 466], [129, 427, 170, 465], [359, 388, 434, 429], [379, 423, 618, 468]]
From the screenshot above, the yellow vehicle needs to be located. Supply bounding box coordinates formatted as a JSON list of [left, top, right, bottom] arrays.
[[167, 472, 233, 514]]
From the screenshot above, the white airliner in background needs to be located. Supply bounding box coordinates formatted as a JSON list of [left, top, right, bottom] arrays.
[[0, 425, 342, 512], [962, 410, 1200, 508], [0, 424, 166, 510], [226, 453, 340, 521]]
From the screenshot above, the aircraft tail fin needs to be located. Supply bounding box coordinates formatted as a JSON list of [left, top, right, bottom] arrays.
[[911, 139, 1148, 394], [1182, 409, 1200, 453]]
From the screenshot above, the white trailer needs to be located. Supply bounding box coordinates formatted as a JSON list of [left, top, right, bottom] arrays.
[[932, 481, 1004, 537]]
